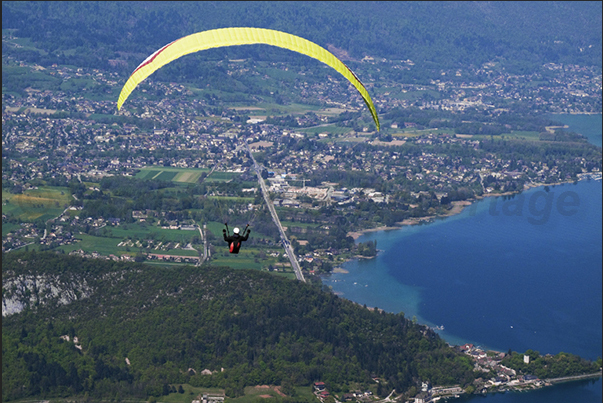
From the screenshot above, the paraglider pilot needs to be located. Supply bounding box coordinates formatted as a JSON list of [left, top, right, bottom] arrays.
[[223, 223, 250, 254]]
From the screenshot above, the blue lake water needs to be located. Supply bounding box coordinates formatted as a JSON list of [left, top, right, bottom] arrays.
[[550, 113, 602, 147], [323, 114, 602, 402]]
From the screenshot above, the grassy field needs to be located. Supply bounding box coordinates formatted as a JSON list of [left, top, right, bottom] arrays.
[[54, 219, 202, 257], [2, 184, 295, 274], [136, 166, 209, 183], [2, 186, 72, 222], [208, 245, 294, 275], [55, 234, 132, 257], [206, 221, 228, 238], [205, 171, 240, 182], [108, 222, 200, 242], [135, 166, 244, 184], [210, 250, 263, 271], [2, 222, 21, 237], [504, 130, 541, 140]]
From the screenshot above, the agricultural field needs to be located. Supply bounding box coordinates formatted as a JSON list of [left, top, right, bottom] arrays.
[[457, 130, 541, 141], [210, 248, 264, 271], [135, 166, 208, 183], [110, 222, 200, 242], [134, 166, 244, 184], [504, 130, 542, 140], [2, 186, 72, 222], [205, 171, 242, 182]]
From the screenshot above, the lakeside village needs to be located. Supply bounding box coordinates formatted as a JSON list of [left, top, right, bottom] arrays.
[[175, 344, 603, 403], [311, 343, 602, 403]]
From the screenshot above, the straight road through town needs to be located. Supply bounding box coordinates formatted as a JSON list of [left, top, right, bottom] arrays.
[[245, 142, 305, 282]]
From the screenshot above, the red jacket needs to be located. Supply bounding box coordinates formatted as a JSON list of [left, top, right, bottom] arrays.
[[223, 231, 249, 254]]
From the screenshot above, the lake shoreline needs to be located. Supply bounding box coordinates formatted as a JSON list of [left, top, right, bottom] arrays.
[[332, 114, 602, 403], [346, 175, 600, 241]]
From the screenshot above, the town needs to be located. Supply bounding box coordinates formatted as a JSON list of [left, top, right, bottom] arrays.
[[3, 55, 602, 270]]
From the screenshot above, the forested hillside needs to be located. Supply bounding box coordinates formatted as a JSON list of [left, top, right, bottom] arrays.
[[3, 1, 601, 74], [2, 251, 475, 401]]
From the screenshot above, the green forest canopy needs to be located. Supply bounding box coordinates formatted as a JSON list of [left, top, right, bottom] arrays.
[[2, 251, 475, 400], [3, 1, 601, 74]]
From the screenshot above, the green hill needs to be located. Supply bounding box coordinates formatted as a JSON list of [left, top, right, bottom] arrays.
[[2, 251, 475, 401], [3, 2, 601, 73]]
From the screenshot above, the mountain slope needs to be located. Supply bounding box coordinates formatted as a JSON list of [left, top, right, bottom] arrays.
[[2, 251, 475, 400], [2, 1, 601, 71]]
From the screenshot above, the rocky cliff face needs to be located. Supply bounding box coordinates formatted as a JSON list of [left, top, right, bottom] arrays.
[[2, 273, 94, 317]]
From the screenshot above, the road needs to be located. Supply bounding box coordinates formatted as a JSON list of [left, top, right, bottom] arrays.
[[245, 142, 306, 282], [545, 371, 602, 384], [193, 220, 208, 265]]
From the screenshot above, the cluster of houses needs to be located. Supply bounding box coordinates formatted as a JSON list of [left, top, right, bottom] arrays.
[[2, 220, 40, 252], [68, 249, 135, 262], [313, 382, 374, 402], [192, 395, 224, 403], [458, 344, 548, 394], [146, 253, 200, 264]]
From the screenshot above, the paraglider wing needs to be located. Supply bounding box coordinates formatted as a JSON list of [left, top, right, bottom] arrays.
[[117, 27, 380, 130]]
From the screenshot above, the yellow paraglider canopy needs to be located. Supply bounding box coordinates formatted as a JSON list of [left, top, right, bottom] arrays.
[[117, 27, 380, 131]]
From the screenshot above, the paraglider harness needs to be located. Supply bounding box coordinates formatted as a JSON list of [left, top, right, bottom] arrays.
[[223, 223, 250, 254]]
